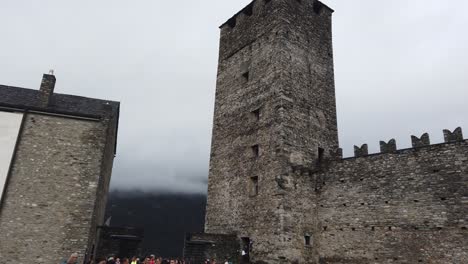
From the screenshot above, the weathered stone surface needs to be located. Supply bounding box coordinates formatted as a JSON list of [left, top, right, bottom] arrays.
[[318, 142, 468, 263], [0, 75, 119, 264], [204, 0, 338, 263], [184, 233, 239, 264], [189, 0, 468, 263]]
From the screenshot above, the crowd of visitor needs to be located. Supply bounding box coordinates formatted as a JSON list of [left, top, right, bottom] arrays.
[[62, 253, 234, 264]]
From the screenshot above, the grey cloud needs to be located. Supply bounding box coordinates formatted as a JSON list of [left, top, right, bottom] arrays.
[[1, 0, 467, 193]]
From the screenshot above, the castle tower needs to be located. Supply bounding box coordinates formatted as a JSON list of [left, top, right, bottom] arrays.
[[204, 0, 337, 262]]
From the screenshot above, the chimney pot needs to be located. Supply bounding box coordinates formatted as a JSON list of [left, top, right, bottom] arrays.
[[39, 73, 56, 107]]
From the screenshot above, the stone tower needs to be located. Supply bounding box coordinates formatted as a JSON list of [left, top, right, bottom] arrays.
[[204, 0, 338, 262]]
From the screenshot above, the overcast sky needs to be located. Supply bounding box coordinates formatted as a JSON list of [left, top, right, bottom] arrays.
[[0, 0, 467, 194]]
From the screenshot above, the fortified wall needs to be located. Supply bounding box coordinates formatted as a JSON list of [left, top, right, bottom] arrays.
[[313, 129, 468, 263], [185, 0, 468, 263]]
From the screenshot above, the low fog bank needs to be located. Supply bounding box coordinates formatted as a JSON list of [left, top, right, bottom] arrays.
[[105, 190, 207, 257]]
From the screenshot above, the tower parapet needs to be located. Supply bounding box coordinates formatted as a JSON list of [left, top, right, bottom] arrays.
[[218, 0, 334, 61]]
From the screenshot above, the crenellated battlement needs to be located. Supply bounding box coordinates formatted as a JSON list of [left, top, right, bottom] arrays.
[[348, 127, 465, 159], [411, 133, 430, 148], [220, 0, 333, 30], [218, 0, 334, 61], [220, 1, 256, 30]]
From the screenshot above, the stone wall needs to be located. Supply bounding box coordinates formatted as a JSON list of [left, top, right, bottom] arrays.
[[316, 139, 468, 263], [184, 233, 239, 264], [0, 112, 111, 263], [90, 108, 119, 259]]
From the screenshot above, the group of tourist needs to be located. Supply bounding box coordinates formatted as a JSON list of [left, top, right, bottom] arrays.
[[93, 255, 185, 264], [62, 253, 233, 264]]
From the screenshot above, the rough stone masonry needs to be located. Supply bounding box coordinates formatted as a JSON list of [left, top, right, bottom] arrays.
[[184, 0, 468, 263], [0, 74, 119, 264]]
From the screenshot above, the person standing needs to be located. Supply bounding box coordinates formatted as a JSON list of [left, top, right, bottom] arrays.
[[149, 255, 156, 264]]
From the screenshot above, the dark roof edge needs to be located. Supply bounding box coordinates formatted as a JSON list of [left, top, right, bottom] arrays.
[[0, 85, 120, 118], [0, 103, 103, 120]]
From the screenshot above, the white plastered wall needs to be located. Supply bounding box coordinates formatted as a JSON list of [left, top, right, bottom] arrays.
[[0, 111, 23, 201]]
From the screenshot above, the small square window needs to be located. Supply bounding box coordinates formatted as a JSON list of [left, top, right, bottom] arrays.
[[305, 235, 312, 246], [252, 108, 260, 121]]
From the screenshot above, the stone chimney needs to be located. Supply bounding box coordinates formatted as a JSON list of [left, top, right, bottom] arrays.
[[39, 72, 56, 107]]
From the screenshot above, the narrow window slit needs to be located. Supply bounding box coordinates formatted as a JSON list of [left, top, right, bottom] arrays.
[[252, 145, 259, 157], [250, 176, 259, 196], [252, 108, 260, 121], [318, 147, 325, 165], [242, 71, 250, 82]]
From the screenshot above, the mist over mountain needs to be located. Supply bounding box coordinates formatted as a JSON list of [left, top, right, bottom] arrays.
[[105, 190, 207, 258]]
